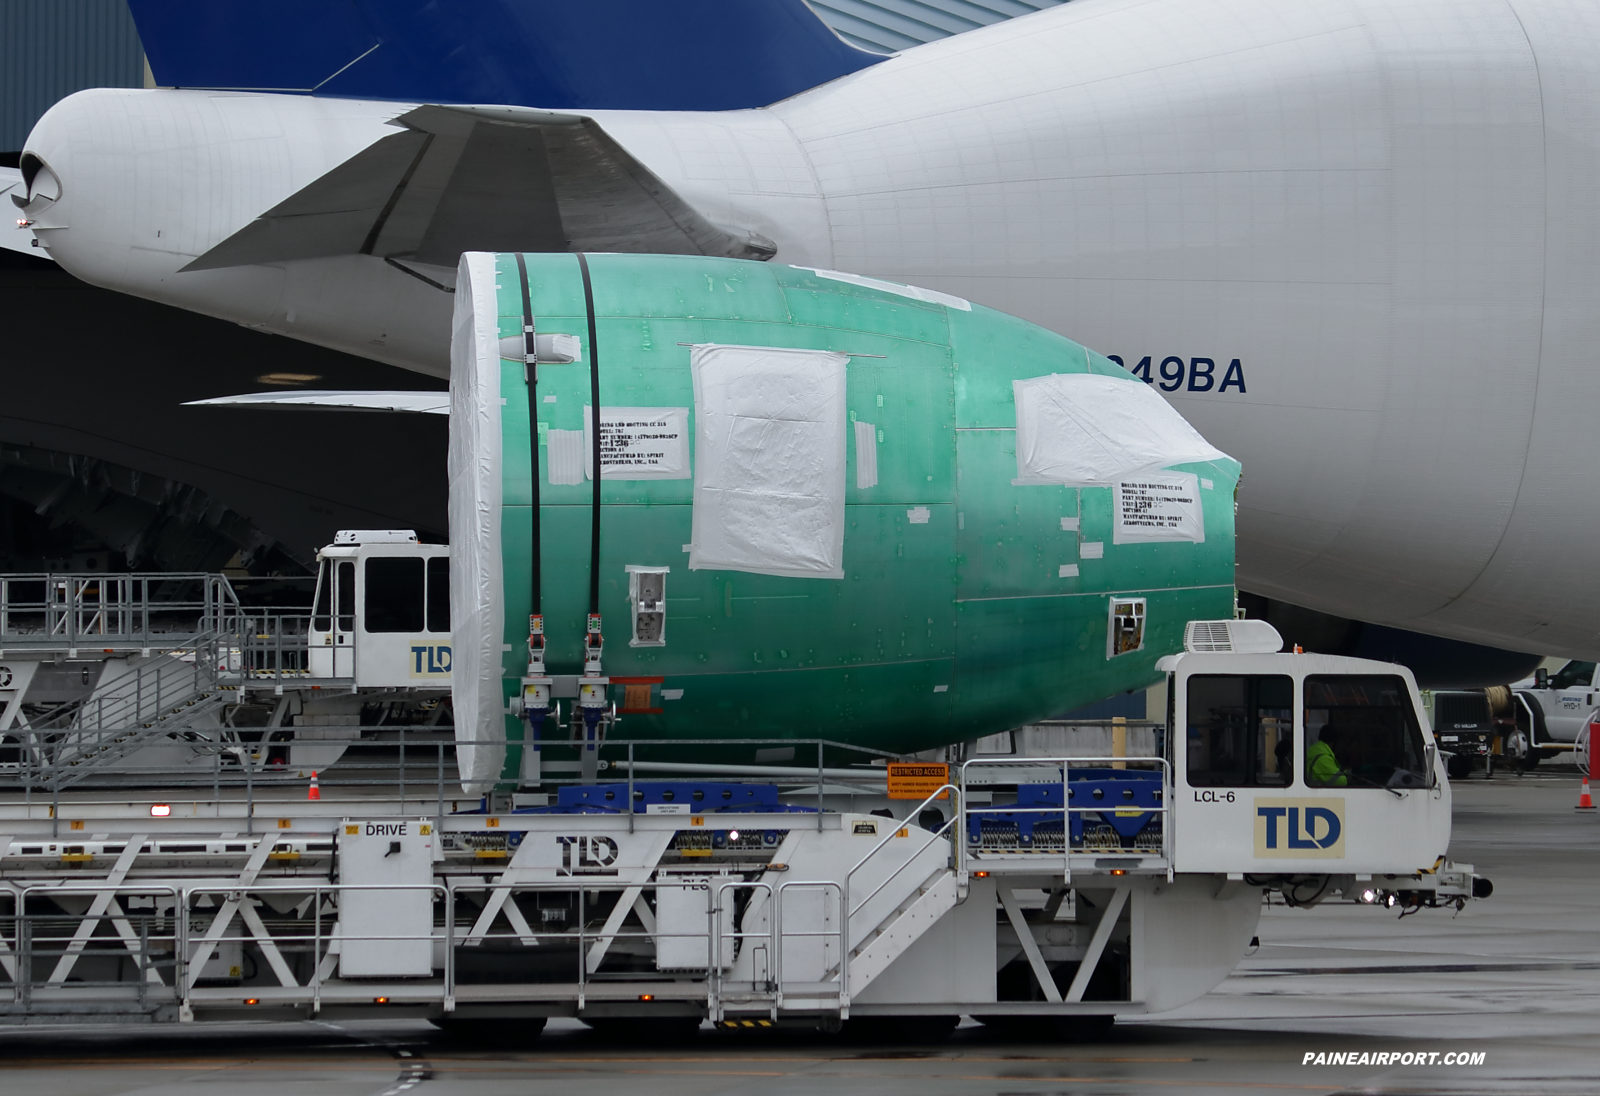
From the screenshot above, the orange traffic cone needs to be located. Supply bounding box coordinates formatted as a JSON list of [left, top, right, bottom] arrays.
[[308, 771, 321, 801], [1578, 777, 1595, 812]]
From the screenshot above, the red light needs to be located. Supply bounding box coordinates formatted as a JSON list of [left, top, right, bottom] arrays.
[[150, 804, 171, 817], [374, 996, 390, 1004], [639, 993, 655, 1001], [243, 998, 259, 1006]]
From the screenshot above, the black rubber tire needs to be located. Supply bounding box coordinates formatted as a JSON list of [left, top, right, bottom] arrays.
[[841, 1014, 960, 1043], [1446, 754, 1474, 780], [429, 1015, 547, 1046], [583, 1015, 704, 1043], [976, 1014, 1114, 1042]]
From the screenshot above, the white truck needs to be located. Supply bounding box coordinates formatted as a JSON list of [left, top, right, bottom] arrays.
[[1510, 660, 1596, 768]]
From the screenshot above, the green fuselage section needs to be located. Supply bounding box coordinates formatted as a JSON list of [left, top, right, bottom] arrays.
[[490, 254, 1237, 772]]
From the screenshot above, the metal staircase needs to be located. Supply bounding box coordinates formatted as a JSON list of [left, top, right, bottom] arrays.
[[846, 866, 959, 997], [40, 647, 235, 783], [0, 572, 246, 787]]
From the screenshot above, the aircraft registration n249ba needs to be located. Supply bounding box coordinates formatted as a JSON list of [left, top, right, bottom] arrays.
[[8, 0, 1599, 661]]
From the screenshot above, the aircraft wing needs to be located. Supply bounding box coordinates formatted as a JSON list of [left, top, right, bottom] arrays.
[[182, 104, 776, 273], [184, 390, 449, 414], [1, 167, 51, 260]]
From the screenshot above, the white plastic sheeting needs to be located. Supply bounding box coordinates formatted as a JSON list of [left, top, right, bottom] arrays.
[[798, 267, 971, 311], [1013, 373, 1228, 486], [546, 429, 585, 485], [854, 420, 879, 489], [447, 252, 507, 794], [688, 344, 850, 580]]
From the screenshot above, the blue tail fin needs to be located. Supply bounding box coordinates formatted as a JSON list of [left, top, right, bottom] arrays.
[[128, 0, 884, 111]]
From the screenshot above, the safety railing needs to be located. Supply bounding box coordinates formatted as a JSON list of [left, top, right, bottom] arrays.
[[237, 613, 317, 682], [770, 880, 845, 1012], [1, 883, 181, 1012], [959, 755, 1173, 881], [0, 573, 241, 651], [0, 850, 872, 1021], [844, 784, 958, 927]]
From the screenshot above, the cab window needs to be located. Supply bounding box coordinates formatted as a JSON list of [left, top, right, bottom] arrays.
[[1304, 675, 1427, 788], [1550, 660, 1596, 690], [364, 557, 424, 633], [336, 561, 355, 632], [311, 560, 331, 632], [426, 556, 450, 633], [1185, 674, 1293, 786]]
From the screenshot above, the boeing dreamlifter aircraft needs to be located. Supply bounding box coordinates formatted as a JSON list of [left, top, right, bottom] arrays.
[[5, 0, 1598, 663]]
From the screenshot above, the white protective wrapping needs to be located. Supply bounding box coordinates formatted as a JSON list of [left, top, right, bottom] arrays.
[[853, 420, 879, 489], [447, 253, 507, 794], [688, 344, 850, 580], [546, 429, 585, 485], [1013, 374, 1229, 486]]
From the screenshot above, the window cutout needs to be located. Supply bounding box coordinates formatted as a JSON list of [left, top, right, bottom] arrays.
[[1107, 597, 1145, 658], [1185, 674, 1294, 787], [627, 566, 669, 647]]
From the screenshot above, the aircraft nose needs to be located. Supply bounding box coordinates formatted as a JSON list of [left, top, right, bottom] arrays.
[[15, 90, 87, 231], [14, 88, 143, 265]]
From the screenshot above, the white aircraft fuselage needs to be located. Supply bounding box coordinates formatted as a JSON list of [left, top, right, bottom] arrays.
[[17, 0, 1600, 658]]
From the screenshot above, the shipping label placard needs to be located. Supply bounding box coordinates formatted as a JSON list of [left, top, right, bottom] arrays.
[[584, 406, 690, 480], [1113, 472, 1205, 543]]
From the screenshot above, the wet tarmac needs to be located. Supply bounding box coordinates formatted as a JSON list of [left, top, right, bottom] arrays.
[[0, 770, 1593, 1095]]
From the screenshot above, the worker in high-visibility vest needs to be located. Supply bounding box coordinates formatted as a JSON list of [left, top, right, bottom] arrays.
[[1307, 726, 1349, 787]]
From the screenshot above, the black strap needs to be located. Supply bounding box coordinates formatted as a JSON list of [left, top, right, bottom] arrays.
[[514, 252, 540, 615], [575, 252, 602, 617]]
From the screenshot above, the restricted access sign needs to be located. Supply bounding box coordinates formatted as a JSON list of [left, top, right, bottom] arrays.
[[887, 762, 950, 800]]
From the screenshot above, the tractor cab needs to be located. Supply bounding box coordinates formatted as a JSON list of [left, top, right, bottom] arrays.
[[307, 531, 451, 690], [1163, 620, 1449, 876]]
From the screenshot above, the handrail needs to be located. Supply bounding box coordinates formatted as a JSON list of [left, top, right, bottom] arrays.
[[773, 879, 846, 1009], [708, 879, 775, 1021], [844, 783, 960, 936], [0, 573, 241, 648], [848, 814, 960, 920], [959, 755, 1174, 878]]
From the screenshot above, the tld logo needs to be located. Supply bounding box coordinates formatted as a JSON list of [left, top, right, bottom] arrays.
[[409, 644, 452, 677], [556, 835, 619, 876], [1253, 798, 1344, 858]]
